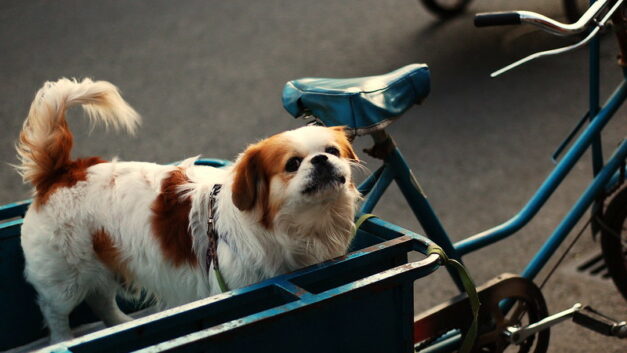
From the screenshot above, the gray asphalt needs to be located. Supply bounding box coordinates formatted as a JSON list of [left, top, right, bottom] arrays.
[[1, 0, 625, 352]]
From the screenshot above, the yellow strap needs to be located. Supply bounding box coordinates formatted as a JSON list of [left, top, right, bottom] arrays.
[[352, 213, 377, 238], [352, 215, 479, 351], [427, 244, 480, 353]]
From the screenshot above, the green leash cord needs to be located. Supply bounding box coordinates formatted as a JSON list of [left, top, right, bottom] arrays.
[[353, 214, 480, 353], [427, 244, 480, 353], [214, 267, 229, 293]]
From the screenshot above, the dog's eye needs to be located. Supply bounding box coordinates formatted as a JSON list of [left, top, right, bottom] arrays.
[[285, 157, 303, 172], [325, 146, 340, 157]]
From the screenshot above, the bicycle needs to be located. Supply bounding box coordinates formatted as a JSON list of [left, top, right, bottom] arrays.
[[283, 0, 627, 351]]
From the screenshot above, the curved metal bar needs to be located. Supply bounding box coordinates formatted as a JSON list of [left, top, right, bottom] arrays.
[[455, 78, 627, 256], [491, 0, 623, 77], [357, 214, 435, 254], [517, 0, 608, 36], [359, 166, 396, 214], [491, 26, 600, 77]]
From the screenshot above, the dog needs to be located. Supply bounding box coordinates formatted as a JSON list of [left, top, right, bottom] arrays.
[[16, 78, 361, 343]]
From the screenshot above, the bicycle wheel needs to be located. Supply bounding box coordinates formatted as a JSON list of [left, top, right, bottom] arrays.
[[420, 0, 472, 19], [600, 186, 627, 301]]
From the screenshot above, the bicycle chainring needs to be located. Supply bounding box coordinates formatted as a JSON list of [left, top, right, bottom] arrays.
[[414, 274, 549, 353], [473, 275, 549, 353]]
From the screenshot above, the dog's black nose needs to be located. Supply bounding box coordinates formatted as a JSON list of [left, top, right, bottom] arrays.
[[311, 154, 328, 165]]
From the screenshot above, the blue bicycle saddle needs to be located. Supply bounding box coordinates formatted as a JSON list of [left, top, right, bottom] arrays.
[[282, 63, 430, 136]]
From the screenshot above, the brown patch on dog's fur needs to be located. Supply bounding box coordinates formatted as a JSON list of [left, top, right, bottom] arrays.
[[330, 126, 359, 190], [330, 126, 358, 161], [92, 228, 132, 286], [232, 137, 292, 229], [151, 168, 197, 267], [36, 156, 106, 207], [20, 112, 106, 208]]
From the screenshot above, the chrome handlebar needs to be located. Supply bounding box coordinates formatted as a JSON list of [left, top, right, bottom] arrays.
[[475, 0, 624, 77], [517, 0, 609, 36]]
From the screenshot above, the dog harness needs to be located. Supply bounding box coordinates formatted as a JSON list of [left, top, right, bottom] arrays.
[[207, 184, 229, 293]]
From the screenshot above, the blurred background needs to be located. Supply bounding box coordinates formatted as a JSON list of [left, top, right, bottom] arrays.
[[1, 0, 625, 351]]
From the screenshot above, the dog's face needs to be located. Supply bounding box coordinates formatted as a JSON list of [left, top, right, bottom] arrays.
[[231, 125, 358, 228]]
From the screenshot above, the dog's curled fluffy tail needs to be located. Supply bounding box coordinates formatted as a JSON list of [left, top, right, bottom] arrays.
[[15, 78, 140, 188]]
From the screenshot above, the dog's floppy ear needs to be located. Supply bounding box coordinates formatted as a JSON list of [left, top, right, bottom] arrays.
[[330, 126, 358, 161], [232, 146, 266, 211]]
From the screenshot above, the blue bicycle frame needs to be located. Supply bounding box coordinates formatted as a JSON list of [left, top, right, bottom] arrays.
[[353, 23, 627, 350], [357, 36, 627, 292]]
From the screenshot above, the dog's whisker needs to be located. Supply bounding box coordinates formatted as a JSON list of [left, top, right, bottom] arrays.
[[349, 160, 371, 175]]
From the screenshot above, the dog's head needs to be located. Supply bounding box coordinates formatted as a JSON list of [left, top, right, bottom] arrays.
[[231, 125, 359, 229]]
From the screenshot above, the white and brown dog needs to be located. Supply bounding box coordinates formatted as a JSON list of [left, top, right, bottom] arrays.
[[16, 78, 360, 343]]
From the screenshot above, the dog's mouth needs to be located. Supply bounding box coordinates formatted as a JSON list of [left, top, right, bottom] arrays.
[[302, 170, 347, 195]]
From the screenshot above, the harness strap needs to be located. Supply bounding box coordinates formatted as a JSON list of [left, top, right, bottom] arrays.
[[207, 184, 229, 293]]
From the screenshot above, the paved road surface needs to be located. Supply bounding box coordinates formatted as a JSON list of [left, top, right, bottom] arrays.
[[1, 1, 625, 352]]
